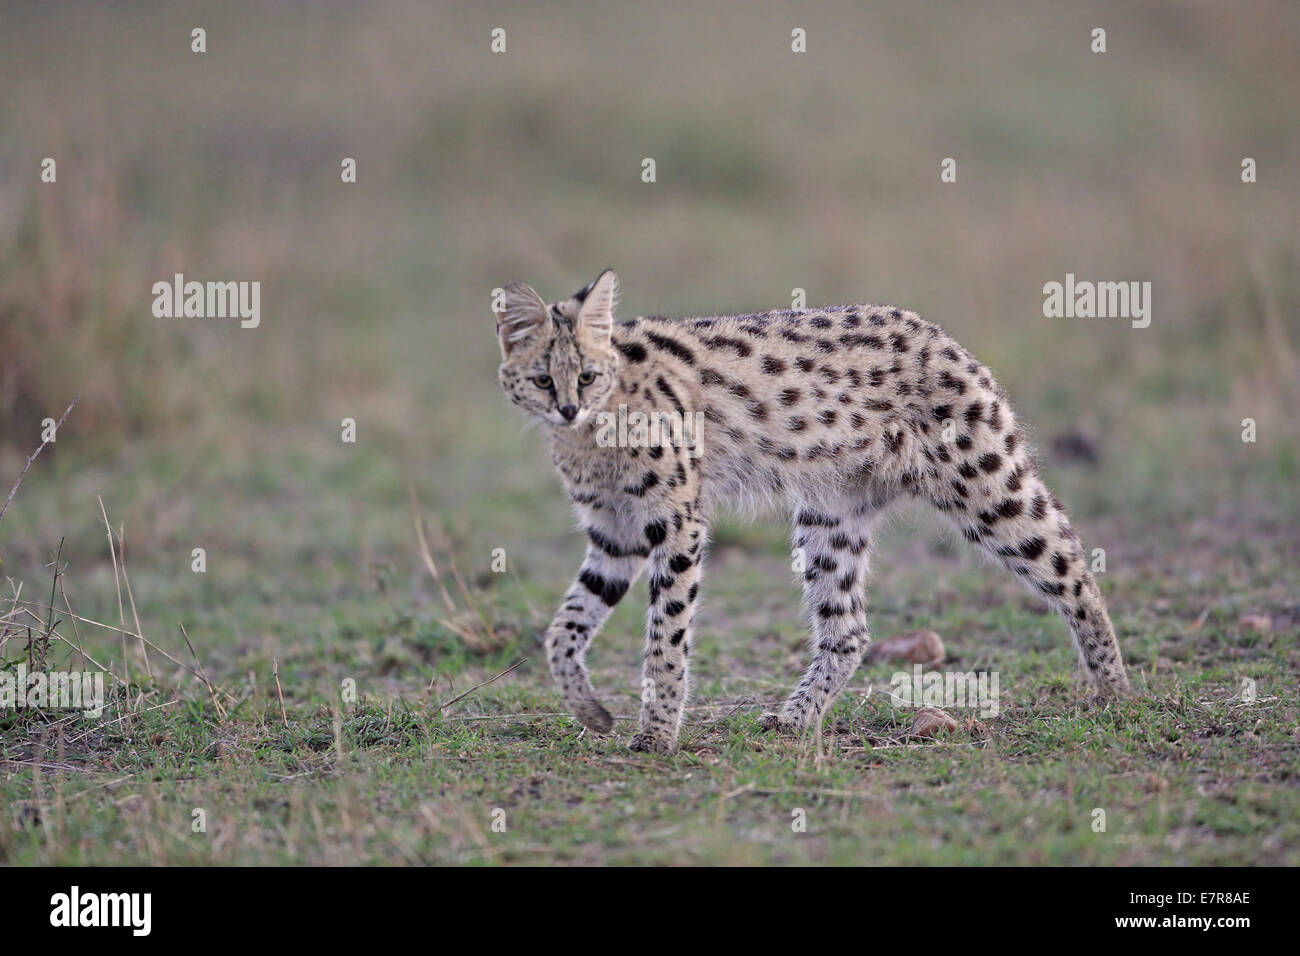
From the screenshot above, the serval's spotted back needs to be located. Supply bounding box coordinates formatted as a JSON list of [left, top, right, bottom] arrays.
[[494, 269, 1129, 754]]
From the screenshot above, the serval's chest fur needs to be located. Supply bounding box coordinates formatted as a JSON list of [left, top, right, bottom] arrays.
[[494, 270, 1129, 755]]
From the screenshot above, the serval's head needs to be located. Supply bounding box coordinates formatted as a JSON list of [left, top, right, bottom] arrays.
[[494, 269, 621, 427]]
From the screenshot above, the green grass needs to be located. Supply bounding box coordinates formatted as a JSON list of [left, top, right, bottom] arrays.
[[2, 651, 1296, 865], [1, 1, 1298, 865], [2, 479, 1296, 865]]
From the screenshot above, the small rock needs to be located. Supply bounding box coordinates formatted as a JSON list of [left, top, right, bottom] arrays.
[[909, 706, 959, 738], [867, 629, 945, 666], [1239, 614, 1272, 633]]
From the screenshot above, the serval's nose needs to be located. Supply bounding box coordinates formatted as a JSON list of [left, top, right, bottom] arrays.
[[559, 404, 578, 422]]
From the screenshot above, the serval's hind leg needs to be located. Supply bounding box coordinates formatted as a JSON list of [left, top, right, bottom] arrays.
[[928, 421, 1130, 696]]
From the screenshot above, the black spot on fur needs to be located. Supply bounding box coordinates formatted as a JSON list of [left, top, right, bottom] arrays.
[[616, 341, 647, 363], [796, 510, 840, 528], [702, 335, 751, 358], [647, 573, 672, 604], [656, 376, 685, 414], [1019, 537, 1047, 560], [645, 331, 696, 365], [996, 498, 1023, 519], [938, 371, 966, 393], [625, 472, 659, 496], [843, 333, 885, 349], [587, 527, 650, 559], [668, 553, 693, 574], [580, 569, 629, 606]]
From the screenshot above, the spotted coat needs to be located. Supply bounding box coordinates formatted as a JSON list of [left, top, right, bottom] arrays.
[[494, 270, 1130, 754]]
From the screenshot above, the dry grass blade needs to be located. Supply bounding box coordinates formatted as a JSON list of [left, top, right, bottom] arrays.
[[116, 531, 153, 679], [0, 393, 79, 529], [179, 622, 227, 721], [56, 552, 90, 671], [434, 658, 528, 712], [97, 495, 132, 695], [408, 486, 500, 652], [409, 485, 459, 614], [14, 595, 229, 700], [272, 656, 289, 728]]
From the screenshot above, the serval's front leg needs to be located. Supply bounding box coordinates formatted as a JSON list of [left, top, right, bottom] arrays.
[[545, 519, 647, 734], [629, 506, 707, 755]]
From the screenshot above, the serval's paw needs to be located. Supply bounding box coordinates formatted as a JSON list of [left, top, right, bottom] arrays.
[[1083, 667, 1132, 707], [627, 732, 677, 755], [572, 697, 615, 734], [758, 712, 805, 736]]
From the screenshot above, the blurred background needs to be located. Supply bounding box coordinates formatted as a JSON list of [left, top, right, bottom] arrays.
[[1, 0, 1297, 689]]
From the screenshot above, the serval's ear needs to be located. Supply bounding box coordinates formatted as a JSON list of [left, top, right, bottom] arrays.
[[494, 280, 551, 359], [575, 269, 618, 347]]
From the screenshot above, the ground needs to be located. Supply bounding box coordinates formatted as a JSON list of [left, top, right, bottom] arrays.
[[1, 2, 1297, 865]]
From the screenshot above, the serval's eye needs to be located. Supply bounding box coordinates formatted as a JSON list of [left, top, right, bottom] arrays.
[[531, 374, 553, 389], [578, 371, 597, 387]]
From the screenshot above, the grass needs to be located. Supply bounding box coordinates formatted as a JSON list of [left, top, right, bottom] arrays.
[[2, 485, 1295, 865], [1, 0, 1298, 865], [2, 654, 1296, 865]]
